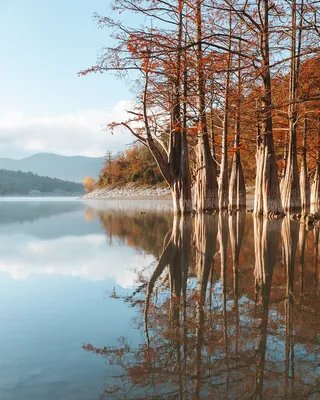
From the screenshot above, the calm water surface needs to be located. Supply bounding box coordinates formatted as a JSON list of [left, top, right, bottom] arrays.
[[0, 199, 319, 399]]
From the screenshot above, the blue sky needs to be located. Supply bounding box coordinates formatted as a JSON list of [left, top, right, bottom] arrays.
[[0, 0, 134, 158]]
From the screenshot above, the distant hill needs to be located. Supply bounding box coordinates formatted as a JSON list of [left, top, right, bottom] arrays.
[[0, 169, 83, 196], [0, 153, 104, 182]]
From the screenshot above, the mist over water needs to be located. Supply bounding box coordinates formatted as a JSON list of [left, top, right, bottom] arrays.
[[0, 199, 319, 399]]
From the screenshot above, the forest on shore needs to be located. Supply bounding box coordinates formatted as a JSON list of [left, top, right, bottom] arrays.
[[82, 0, 320, 215], [0, 169, 83, 196]]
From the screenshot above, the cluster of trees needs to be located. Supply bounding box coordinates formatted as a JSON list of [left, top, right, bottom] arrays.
[[81, 0, 320, 215], [97, 146, 165, 187], [82, 209, 320, 398], [0, 169, 83, 196]]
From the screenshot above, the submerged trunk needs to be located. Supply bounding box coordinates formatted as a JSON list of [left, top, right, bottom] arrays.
[[254, 0, 283, 216], [281, 0, 301, 213], [300, 116, 310, 215], [195, 0, 218, 212]]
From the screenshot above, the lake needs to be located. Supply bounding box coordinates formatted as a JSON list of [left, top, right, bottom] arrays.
[[0, 199, 319, 399]]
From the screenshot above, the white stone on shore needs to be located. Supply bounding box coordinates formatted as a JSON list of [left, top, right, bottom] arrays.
[[81, 184, 171, 200]]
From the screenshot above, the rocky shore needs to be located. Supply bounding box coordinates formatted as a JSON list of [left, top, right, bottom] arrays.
[[81, 184, 171, 199]]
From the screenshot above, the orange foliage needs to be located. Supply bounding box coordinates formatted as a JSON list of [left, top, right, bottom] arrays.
[[98, 145, 165, 187], [83, 176, 95, 192]]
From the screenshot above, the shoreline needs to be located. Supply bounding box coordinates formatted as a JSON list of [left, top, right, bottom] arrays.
[[82, 185, 171, 200], [82, 185, 255, 205]]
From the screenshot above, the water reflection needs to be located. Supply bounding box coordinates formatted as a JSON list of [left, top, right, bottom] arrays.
[[84, 210, 320, 399]]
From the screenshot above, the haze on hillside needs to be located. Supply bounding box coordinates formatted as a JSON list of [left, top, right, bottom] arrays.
[[0, 153, 104, 182], [0, 169, 83, 196]]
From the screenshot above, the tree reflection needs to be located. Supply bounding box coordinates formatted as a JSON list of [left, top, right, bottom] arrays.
[[281, 217, 299, 398], [193, 214, 218, 399], [83, 211, 320, 399], [254, 217, 281, 399]]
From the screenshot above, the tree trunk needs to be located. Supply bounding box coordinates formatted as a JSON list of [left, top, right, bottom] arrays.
[[229, 36, 246, 210], [195, 0, 219, 212], [300, 116, 310, 215], [143, 5, 192, 215], [219, 14, 232, 210], [281, 0, 301, 213], [172, 178, 192, 215], [210, 79, 217, 164], [170, 4, 192, 214], [254, 0, 283, 216], [280, 136, 288, 193], [229, 132, 246, 210], [311, 117, 320, 212]]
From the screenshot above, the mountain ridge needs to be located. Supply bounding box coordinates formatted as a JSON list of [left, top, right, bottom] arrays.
[[0, 153, 105, 182]]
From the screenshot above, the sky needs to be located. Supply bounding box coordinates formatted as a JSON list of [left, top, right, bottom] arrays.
[[0, 0, 135, 158]]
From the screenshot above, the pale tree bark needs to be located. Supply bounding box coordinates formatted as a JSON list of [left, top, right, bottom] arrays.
[[229, 34, 246, 210], [300, 116, 310, 215], [253, 216, 281, 399], [195, 0, 219, 212], [281, 0, 302, 213], [209, 79, 217, 164], [254, 0, 283, 216], [169, 3, 192, 214], [311, 117, 320, 212]]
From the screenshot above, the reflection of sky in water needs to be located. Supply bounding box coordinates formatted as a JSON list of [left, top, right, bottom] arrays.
[[0, 200, 318, 399], [0, 200, 156, 399], [0, 233, 154, 286]]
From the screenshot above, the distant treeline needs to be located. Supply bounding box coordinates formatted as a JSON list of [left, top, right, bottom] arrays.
[[0, 169, 83, 196]]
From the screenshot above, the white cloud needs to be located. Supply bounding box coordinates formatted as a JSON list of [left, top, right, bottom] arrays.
[[0, 101, 137, 158], [0, 233, 154, 287]]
